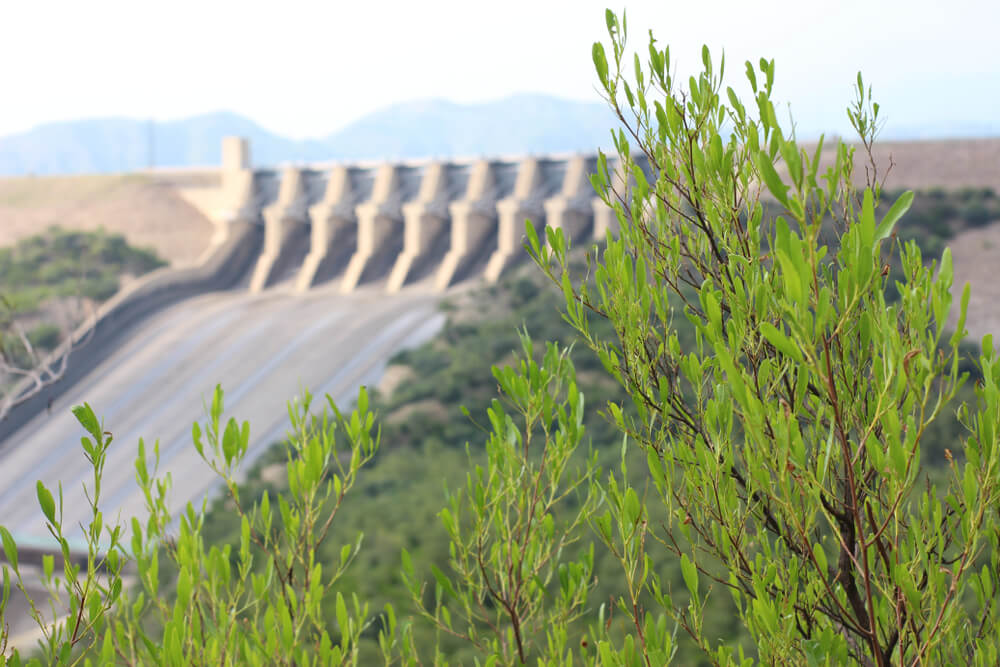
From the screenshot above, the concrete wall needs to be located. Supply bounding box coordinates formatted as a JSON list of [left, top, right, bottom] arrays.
[[171, 138, 625, 295]]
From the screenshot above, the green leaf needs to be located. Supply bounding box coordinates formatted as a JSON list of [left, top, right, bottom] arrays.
[[860, 188, 876, 247], [430, 564, 457, 600], [0, 527, 17, 570], [874, 190, 913, 245], [222, 418, 240, 467], [950, 281, 970, 347], [336, 592, 349, 634], [192, 422, 204, 458], [646, 448, 665, 490], [211, 384, 224, 423], [756, 153, 790, 208], [36, 481, 56, 524], [401, 548, 414, 578], [813, 543, 828, 574], [775, 249, 803, 303], [759, 322, 803, 362], [680, 553, 698, 596], [592, 42, 610, 87], [72, 403, 102, 442], [176, 568, 191, 605], [745, 60, 758, 93], [624, 488, 641, 526]]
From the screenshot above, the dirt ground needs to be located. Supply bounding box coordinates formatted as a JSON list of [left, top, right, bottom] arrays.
[[0, 172, 213, 266], [839, 138, 1000, 191], [945, 224, 1000, 342]]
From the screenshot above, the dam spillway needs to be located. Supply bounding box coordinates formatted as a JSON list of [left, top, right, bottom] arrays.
[[0, 137, 633, 546], [0, 286, 445, 544]]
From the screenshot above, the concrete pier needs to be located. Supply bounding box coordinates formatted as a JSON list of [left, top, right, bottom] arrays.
[[543, 155, 597, 244], [484, 157, 545, 282], [296, 166, 358, 291], [387, 162, 452, 292], [435, 160, 498, 290], [340, 165, 405, 292], [178, 137, 258, 260], [249, 167, 310, 292]]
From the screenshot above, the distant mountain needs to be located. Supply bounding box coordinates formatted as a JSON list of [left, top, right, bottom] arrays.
[[0, 112, 331, 175], [0, 96, 617, 175], [323, 94, 616, 160]]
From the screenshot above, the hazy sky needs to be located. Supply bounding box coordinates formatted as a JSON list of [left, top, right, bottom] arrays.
[[3, 0, 998, 139]]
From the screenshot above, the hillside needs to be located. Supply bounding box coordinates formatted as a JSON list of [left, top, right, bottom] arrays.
[[0, 173, 213, 266]]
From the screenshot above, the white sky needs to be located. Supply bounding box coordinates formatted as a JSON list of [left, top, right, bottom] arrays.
[[2, 0, 998, 139]]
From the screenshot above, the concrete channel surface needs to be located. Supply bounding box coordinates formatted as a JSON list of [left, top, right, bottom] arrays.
[[0, 283, 445, 546]]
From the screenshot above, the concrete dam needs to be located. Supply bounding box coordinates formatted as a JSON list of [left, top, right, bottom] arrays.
[[0, 137, 623, 548]]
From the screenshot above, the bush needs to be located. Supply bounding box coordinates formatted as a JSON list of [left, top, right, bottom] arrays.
[[961, 200, 995, 227], [26, 323, 61, 351], [0, 226, 165, 313]]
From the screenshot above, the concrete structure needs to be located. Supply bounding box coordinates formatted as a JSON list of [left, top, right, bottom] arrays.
[[340, 164, 408, 292], [295, 166, 362, 291], [387, 162, 459, 292], [249, 167, 310, 292], [436, 160, 500, 289], [167, 140, 631, 296], [485, 157, 548, 282]]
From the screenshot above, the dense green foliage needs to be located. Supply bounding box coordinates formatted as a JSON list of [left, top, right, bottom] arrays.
[[0, 226, 165, 313], [197, 265, 746, 663]]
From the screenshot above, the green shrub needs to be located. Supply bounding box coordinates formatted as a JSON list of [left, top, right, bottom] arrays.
[[961, 200, 995, 227], [26, 323, 61, 351], [0, 226, 165, 314]]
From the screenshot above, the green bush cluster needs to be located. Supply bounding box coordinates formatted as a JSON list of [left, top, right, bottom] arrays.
[[0, 227, 166, 378], [0, 226, 165, 312]]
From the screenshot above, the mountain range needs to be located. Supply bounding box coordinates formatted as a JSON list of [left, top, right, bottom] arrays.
[[0, 95, 619, 175]]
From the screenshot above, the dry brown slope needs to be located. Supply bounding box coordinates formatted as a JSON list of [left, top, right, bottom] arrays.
[[946, 225, 1000, 341], [802, 138, 1000, 191], [0, 173, 213, 265]]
